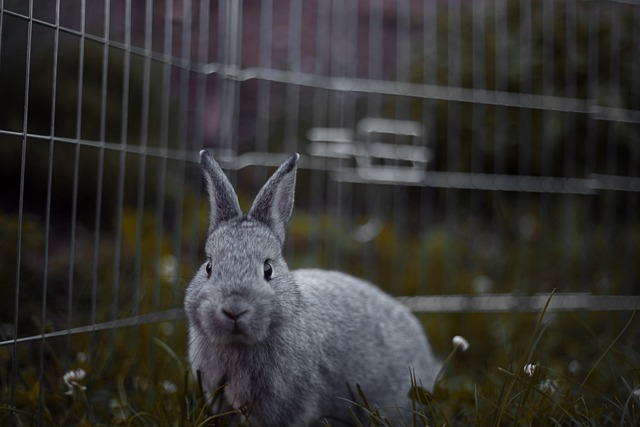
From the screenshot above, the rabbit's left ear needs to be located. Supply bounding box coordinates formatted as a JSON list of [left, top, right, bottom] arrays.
[[200, 150, 243, 234], [249, 153, 300, 243]]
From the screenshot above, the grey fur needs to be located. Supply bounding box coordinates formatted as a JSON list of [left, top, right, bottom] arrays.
[[185, 151, 440, 426]]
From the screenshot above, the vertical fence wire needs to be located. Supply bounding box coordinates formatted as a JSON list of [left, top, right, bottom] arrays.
[[330, 2, 343, 270], [11, 0, 34, 412], [219, 0, 242, 158], [65, 0, 86, 370], [284, 0, 301, 155], [562, 0, 577, 291], [147, 0, 174, 367], [470, 0, 486, 294], [583, 2, 597, 292], [173, 0, 192, 299], [309, 0, 330, 267], [255, 0, 273, 182], [419, 0, 437, 296], [516, 0, 529, 293], [89, 0, 110, 361], [110, 0, 132, 349], [188, 0, 210, 269], [38, 0, 61, 420], [494, 0, 508, 289], [132, 0, 153, 321], [628, 11, 640, 289], [445, 0, 461, 292], [603, 5, 616, 291], [393, 0, 410, 289], [363, 0, 382, 284]]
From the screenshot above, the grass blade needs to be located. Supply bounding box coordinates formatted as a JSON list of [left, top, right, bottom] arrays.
[[495, 289, 555, 426]]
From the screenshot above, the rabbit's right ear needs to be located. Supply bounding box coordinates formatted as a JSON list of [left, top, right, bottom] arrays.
[[248, 153, 300, 243], [199, 150, 242, 233]]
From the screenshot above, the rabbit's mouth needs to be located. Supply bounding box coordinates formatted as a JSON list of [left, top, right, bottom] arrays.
[[218, 326, 260, 345], [209, 309, 263, 344], [228, 321, 245, 336]]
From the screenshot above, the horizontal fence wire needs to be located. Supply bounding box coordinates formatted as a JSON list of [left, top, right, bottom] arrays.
[[399, 293, 640, 313], [2, 293, 638, 348], [0, 137, 638, 194], [3, 6, 640, 124], [198, 67, 640, 124]]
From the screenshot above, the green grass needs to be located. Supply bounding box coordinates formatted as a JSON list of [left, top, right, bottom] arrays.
[[2, 294, 638, 426], [1, 201, 639, 426]]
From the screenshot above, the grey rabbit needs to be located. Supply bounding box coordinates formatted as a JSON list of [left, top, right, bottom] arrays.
[[185, 150, 440, 426]]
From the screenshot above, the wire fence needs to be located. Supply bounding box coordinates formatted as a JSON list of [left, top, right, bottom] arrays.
[[1, 0, 639, 422]]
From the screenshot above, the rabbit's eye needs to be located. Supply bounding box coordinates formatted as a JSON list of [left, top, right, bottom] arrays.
[[205, 260, 212, 278], [263, 260, 273, 281]]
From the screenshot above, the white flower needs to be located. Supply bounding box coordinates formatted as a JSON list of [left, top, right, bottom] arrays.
[[568, 360, 580, 375], [109, 398, 129, 420], [524, 363, 536, 377], [63, 368, 87, 395], [539, 379, 558, 394], [452, 335, 469, 352], [159, 380, 177, 395], [472, 275, 494, 293], [134, 375, 150, 392], [159, 321, 175, 336], [160, 254, 179, 284]]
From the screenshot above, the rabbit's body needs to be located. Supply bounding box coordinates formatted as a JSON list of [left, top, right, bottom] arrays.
[[186, 152, 439, 426]]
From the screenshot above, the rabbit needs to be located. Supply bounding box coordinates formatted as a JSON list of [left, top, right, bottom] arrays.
[[184, 150, 440, 426]]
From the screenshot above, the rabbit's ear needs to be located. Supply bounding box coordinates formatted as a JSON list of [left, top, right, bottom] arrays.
[[249, 153, 300, 243], [200, 150, 242, 233]]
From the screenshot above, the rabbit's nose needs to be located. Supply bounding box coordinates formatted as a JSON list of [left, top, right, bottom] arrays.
[[222, 308, 248, 321]]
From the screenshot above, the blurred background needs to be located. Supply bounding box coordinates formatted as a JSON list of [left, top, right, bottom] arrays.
[[1, 0, 639, 424]]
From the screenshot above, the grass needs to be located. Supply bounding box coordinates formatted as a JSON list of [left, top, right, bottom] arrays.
[[1, 179, 638, 426], [1, 201, 639, 426], [2, 292, 638, 426]]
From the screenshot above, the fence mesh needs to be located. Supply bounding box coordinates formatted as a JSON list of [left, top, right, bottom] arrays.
[[1, 0, 639, 423]]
